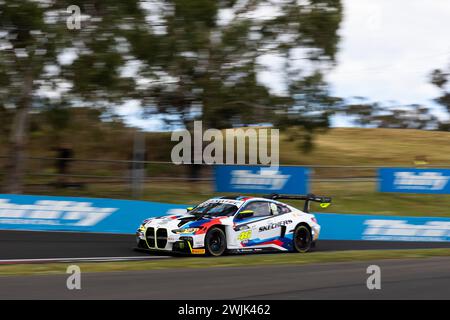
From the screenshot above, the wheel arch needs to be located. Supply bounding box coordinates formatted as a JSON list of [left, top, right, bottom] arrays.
[[295, 222, 312, 233], [206, 224, 226, 235]]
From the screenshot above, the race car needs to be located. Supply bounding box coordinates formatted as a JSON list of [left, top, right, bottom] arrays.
[[135, 193, 331, 256]]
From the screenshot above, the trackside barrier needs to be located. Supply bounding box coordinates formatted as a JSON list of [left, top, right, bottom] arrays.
[[378, 168, 450, 194], [0, 194, 450, 242], [316, 213, 450, 242], [214, 165, 310, 195], [0, 194, 185, 234]]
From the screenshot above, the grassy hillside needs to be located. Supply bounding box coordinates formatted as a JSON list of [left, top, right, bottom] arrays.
[[3, 112, 450, 166], [281, 128, 450, 165]]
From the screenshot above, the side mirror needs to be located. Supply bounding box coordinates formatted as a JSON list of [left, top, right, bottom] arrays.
[[237, 210, 254, 219], [186, 207, 194, 212]]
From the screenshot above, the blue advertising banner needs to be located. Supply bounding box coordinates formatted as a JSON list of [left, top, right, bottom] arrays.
[[315, 213, 450, 242], [378, 168, 450, 194], [0, 194, 186, 234], [214, 165, 310, 195], [1, 194, 449, 242]]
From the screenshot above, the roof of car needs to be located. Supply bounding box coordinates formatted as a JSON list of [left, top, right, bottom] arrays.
[[219, 195, 255, 201]]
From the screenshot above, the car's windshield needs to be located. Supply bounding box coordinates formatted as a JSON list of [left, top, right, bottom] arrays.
[[190, 201, 239, 217]]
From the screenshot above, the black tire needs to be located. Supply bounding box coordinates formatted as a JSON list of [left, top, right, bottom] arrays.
[[204, 227, 227, 256], [293, 225, 312, 253], [137, 239, 147, 249]]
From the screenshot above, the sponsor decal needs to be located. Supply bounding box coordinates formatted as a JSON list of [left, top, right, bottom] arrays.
[[191, 248, 206, 254], [0, 199, 117, 227], [194, 238, 204, 246], [394, 172, 449, 191], [363, 219, 450, 242], [259, 220, 292, 232], [231, 168, 290, 190], [215, 165, 309, 195], [201, 198, 245, 207], [379, 168, 450, 194], [237, 248, 259, 253]]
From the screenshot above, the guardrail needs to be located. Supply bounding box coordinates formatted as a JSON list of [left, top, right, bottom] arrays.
[[2, 156, 450, 181], [2, 155, 450, 167]]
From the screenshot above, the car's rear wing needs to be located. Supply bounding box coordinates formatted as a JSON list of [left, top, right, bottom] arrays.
[[263, 193, 332, 213]]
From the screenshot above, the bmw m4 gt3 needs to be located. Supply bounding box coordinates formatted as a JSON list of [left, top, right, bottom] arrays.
[[135, 194, 331, 256]]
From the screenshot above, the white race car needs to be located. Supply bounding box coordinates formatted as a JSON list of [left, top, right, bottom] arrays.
[[135, 194, 331, 256]]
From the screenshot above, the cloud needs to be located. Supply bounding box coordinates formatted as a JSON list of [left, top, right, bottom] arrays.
[[328, 0, 450, 117]]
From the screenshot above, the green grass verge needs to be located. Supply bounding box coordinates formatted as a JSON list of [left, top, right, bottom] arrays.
[[1, 248, 450, 276]]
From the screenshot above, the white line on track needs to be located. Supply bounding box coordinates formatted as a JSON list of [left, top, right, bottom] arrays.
[[0, 256, 172, 264]]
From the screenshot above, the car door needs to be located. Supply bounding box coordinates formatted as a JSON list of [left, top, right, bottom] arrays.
[[266, 202, 295, 240], [234, 201, 279, 247]]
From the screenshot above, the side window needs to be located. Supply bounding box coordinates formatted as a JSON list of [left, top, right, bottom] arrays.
[[244, 201, 271, 217], [277, 204, 291, 214]]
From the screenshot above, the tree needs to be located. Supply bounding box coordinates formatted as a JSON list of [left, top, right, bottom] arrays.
[[0, 0, 151, 193], [278, 72, 343, 152], [0, 1, 51, 193], [1, 0, 343, 193], [140, 0, 343, 130], [430, 68, 450, 130], [342, 100, 439, 130]]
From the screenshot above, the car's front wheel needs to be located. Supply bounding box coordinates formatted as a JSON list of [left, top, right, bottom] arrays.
[[293, 225, 312, 253], [204, 227, 227, 256]]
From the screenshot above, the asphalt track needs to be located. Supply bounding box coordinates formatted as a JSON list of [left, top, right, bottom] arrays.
[[1, 257, 449, 299], [1, 230, 450, 261]]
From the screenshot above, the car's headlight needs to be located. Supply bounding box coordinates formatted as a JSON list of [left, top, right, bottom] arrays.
[[172, 228, 200, 234], [138, 219, 151, 229]]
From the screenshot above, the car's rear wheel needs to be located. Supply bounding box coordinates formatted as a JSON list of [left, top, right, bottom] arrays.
[[293, 225, 312, 253], [205, 227, 227, 256]]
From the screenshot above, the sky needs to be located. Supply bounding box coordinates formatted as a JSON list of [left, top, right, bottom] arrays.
[[328, 0, 450, 126]]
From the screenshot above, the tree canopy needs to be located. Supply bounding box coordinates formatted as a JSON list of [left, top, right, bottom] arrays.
[[0, 0, 344, 192]]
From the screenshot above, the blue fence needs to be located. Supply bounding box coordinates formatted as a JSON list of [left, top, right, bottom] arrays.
[[0, 194, 185, 234], [214, 165, 309, 195], [1, 194, 450, 242], [378, 168, 450, 194], [316, 213, 450, 242]]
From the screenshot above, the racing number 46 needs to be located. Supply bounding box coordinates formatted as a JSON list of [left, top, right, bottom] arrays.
[[238, 230, 252, 241]]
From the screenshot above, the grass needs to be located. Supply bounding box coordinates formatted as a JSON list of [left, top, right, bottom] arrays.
[[311, 182, 450, 217], [282, 128, 450, 165], [1, 248, 450, 276]]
